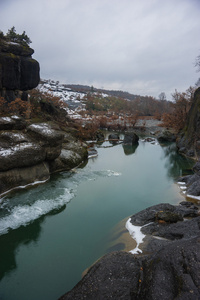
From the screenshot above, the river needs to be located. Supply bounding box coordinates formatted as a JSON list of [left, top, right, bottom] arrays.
[[0, 137, 194, 300]]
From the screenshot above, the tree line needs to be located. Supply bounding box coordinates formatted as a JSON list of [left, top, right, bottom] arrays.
[[0, 26, 32, 46]]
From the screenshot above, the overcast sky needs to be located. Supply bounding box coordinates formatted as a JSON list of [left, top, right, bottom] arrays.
[[1, 0, 200, 99]]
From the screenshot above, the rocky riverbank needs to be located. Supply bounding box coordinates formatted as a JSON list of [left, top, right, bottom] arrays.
[[59, 202, 200, 300], [0, 116, 88, 197]]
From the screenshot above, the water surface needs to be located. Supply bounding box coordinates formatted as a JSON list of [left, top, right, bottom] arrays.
[[0, 139, 194, 300]]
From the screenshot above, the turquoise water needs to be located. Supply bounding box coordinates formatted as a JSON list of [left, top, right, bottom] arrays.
[[0, 139, 194, 300]]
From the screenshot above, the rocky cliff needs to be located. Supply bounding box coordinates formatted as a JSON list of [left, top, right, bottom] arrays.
[[0, 40, 88, 196], [0, 40, 40, 102], [177, 87, 200, 158], [0, 118, 88, 196]]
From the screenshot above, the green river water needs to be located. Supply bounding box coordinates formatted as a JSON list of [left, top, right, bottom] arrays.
[[0, 137, 194, 300]]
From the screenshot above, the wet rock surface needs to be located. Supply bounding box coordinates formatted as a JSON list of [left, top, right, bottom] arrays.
[[59, 203, 200, 300]]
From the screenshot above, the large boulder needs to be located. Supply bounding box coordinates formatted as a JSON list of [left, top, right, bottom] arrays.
[[0, 40, 40, 102], [178, 159, 200, 197], [49, 149, 83, 173], [108, 133, 120, 141], [177, 87, 200, 158], [0, 115, 26, 130], [123, 132, 139, 145], [157, 130, 176, 143], [0, 162, 50, 195], [27, 123, 64, 160], [59, 203, 200, 300], [0, 122, 88, 195]]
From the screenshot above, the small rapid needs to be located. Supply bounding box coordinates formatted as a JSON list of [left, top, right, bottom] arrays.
[[0, 168, 121, 235]]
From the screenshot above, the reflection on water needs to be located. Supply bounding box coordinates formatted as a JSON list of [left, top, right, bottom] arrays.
[[0, 139, 195, 300], [0, 219, 42, 281], [122, 143, 138, 155], [160, 142, 194, 179]]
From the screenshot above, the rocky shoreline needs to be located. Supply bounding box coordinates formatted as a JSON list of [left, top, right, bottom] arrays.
[[59, 202, 200, 300], [58, 129, 200, 300], [0, 116, 88, 197]]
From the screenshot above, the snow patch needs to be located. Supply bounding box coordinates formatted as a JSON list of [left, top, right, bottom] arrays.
[[126, 219, 153, 254]]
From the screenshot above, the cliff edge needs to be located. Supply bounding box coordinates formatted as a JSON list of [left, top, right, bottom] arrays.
[[177, 87, 200, 159], [0, 39, 40, 102]]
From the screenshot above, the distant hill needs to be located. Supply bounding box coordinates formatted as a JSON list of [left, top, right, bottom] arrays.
[[56, 83, 140, 101]]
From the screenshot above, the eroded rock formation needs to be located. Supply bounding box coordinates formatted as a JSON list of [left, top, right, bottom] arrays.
[[0, 40, 40, 102], [177, 87, 200, 158], [0, 118, 88, 196]]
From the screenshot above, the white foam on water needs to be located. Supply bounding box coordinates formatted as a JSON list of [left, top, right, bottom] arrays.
[[107, 170, 122, 177], [125, 218, 145, 254], [0, 168, 121, 235], [125, 219, 153, 254], [0, 189, 73, 235]]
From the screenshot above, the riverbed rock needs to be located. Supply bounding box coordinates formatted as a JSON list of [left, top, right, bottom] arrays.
[[187, 179, 200, 196], [123, 132, 139, 145], [193, 160, 200, 175], [108, 133, 120, 141], [157, 130, 176, 143], [59, 203, 200, 300], [96, 130, 104, 142], [178, 159, 200, 197]]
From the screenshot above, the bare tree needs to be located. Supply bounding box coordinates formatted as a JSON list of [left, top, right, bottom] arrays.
[[158, 92, 166, 101], [195, 54, 200, 72]]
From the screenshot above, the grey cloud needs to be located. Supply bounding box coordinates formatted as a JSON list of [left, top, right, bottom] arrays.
[[0, 0, 200, 99]]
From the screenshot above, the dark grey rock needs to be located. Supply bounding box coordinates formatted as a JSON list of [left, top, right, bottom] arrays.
[[176, 87, 200, 157], [157, 130, 176, 142], [59, 251, 142, 300], [96, 131, 104, 142], [0, 115, 26, 130], [0, 122, 88, 195], [129, 203, 196, 226], [123, 132, 139, 145], [108, 133, 119, 141], [49, 149, 83, 173], [193, 161, 200, 175], [59, 203, 200, 300], [0, 41, 40, 94], [187, 179, 200, 196], [0, 162, 50, 195]]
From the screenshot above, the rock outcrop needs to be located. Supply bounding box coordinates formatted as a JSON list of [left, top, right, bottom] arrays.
[[178, 159, 200, 197], [157, 130, 176, 143], [0, 119, 88, 196], [123, 132, 139, 145], [0, 40, 40, 102], [59, 203, 200, 300], [177, 87, 200, 158]]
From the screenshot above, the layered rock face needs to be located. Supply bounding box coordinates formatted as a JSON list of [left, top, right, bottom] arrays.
[[0, 40, 40, 102], [177, 87, 200, 158], [0, 118, 88, 196]]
